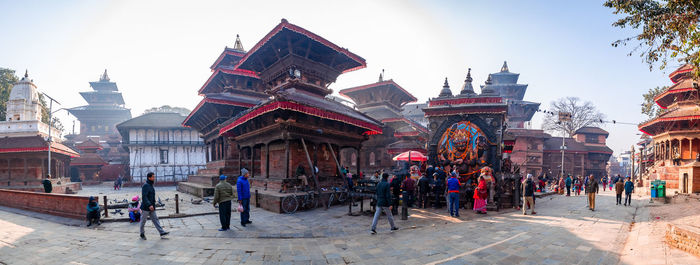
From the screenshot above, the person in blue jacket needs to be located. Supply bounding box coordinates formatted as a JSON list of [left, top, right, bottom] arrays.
[[237, 168, 252, 227], [624, 176, 634, 206], [86, 196, 101, 226]]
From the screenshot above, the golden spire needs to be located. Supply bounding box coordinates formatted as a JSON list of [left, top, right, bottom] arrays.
[[233, 34, 245, 52]]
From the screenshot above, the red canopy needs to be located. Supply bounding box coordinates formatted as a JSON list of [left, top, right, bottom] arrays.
[[392, 151, 427, 162]]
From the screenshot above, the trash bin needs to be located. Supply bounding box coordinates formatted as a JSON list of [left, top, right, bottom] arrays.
[[650, 184, 657, 198], [657, 184, 665, 198]]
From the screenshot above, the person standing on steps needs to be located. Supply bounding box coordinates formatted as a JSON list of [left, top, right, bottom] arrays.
[[370, 173, 398, 234], [139, 172, 168, 240], [615, 178, 624, 205], [624, 176, 634, 206], [237, 168, 251, 227], [213, 168, 234, 231], [586, 174, 599, 211]]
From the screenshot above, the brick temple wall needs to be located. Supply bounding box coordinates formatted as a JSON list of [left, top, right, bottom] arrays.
[[0, 188, 91, 219]]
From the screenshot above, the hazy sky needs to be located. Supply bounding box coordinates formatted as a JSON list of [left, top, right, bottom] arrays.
[[0, 0, 676, 155]]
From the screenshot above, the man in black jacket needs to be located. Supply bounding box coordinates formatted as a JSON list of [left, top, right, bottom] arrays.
[[42, 175, 52, 193], [370, 173, 398, 234], [586, 174, 599, 211], [417, 174, 431, 208], [390, 174, 402, 215], [139, 172, 168, 240]]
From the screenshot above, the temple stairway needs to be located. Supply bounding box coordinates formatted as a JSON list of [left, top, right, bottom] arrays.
[[177, 159, 239, 197]]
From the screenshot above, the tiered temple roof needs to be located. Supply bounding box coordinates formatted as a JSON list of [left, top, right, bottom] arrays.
[[640, 64, 700, 136], [67, 70, 132, 136]]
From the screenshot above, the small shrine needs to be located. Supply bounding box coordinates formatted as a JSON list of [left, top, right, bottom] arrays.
[[0, 71, 81, 193], [424, 70, 508, 179], [639, 64, 700, 193]]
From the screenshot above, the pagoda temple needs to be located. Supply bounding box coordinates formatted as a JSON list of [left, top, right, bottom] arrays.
[[488, 61, 540, 129], [70, 138, 107, 183], [0, 71, 81, 193], [179, 35, 267, 197], [339, 74, 427, 173], [639, 64, 700, 193], [67, 70, 131, 182]]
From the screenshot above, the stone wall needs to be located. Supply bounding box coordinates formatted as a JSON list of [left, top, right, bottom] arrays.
[[666, 223, 700, 257], [0, 188, 92, 219]]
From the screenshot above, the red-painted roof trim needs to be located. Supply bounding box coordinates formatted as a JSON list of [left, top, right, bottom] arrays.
[[235, 20, 366, 74], [339, 80, 417, 103], [198, 69, 260, 94], [639, 115, 700, 130], [670, 68, 693, 83], [183, 97, 257, 126], [654, 87, 696, 108], [0, 147, 79, 157], [394, 131, 420, 138], [219, 101, 382, 136], [424, 107, 507, 117]]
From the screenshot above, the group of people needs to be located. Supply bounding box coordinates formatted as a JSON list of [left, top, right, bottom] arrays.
[[211, 168, 251, 231], [554, 173, 635, 211], [369, 165, 498, 234]]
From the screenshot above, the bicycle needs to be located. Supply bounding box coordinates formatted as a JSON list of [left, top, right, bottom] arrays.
[[281, 187, 319, 214], [327, 186, 349, 206]]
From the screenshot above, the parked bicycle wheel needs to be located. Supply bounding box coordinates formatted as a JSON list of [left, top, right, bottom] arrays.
[[337, 191, 348, 203], [281, 195, 299, 214]]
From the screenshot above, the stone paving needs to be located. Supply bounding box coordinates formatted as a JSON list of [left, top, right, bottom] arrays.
[[1, 188, 699, 264]]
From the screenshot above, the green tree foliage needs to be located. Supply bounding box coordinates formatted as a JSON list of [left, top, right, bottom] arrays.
[[541, 97, 605, 137], [144, 105, 191, 116], [641, 86, 668, 118], [0, 68, 19, 121], [605, 0, 700, 77]]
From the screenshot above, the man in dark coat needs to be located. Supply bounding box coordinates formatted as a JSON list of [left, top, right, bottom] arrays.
[[370, 173, 398, 234], [417, 174, 432, 208], [390, 175, 402, 215], [139, 172, 168, 240], [42, 175, 52, 193], [586, 174, 599, 211], [434, 167, 447, 208]]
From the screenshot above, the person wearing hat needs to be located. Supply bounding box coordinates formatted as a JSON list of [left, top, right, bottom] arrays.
[[128, 196, 141, 222], [86, 196, 101, 226], [213, 168, 234, 231], [522, 174, 536, 215], [237, 168, 251, 227]]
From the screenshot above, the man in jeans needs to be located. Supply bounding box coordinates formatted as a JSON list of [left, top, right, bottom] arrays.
[[237, 168, 252, 227], [371, 173, 398, 234], [447, 171, 462, 217], [140, 172, 168, 240], [624, 176, 634, 206]]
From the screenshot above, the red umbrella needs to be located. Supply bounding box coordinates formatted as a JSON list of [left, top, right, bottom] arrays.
[[392, 151, 427, 162]]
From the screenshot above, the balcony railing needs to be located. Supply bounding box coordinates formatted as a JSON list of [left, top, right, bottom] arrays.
[[124, 140, 204, 146]]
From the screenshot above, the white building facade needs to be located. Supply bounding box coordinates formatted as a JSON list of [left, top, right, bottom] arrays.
[[117, 112, 206, 182]]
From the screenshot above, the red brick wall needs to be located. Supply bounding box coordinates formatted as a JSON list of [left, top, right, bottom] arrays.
[[0, 189, 92, 219]]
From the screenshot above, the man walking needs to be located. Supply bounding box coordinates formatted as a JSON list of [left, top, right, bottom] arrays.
[[447, 172, 461, 217], [565, 175, 572, 196], [624, 176, 634, 206], [140, 172, 168, 240], [586, 174, 599, 211], [213, 168, 234, 231], [522, 174, 536, 215], [370, 173, 398, 234], [615, 178, 624, 205], [237, 168, 251, 227]]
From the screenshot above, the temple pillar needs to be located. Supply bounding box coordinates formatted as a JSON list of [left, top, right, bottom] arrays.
[[238, 146, 242, 175], [356, 145, 362, 177], [285, 140, 290, 178], [265, 143, 270, 178], [249, 146, 254, 178]]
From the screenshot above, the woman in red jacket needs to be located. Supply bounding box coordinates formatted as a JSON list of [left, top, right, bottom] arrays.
[[473, 175, 488, 214]]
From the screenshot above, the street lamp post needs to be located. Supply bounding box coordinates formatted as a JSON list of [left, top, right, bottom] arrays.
[[42, 93, 61, 178]]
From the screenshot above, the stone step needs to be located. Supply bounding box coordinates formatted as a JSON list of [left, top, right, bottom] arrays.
[[187, 175, 220, 186], [177, 182, 215, 198]]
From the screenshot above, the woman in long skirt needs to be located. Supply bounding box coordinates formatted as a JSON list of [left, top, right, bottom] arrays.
[[473, 175, 488, 214]]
